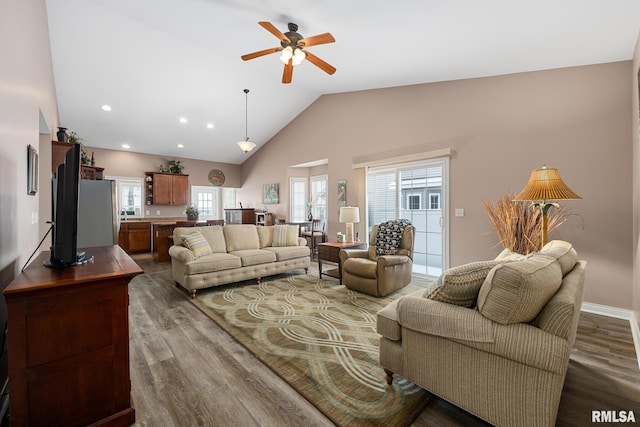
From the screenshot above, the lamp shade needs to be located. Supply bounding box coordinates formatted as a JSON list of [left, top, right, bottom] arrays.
[[513, 166, 581, 202], [237, 139, 256, 153], [339, 206, 360, 223]]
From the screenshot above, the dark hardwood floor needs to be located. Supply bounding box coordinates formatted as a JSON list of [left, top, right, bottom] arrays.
[[128, 257, 640, 426]]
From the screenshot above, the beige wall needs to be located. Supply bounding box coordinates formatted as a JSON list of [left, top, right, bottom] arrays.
[[632, 33, 640, 327], [239, 62, 633, 309], [85, 147, 242, 218], [0, 0, 59, 283]]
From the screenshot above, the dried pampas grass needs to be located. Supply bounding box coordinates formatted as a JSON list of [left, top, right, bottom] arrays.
[[483, 193, 570, 255]]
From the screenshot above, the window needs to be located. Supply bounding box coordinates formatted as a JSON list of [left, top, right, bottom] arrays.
[[190, 186, 236, 220], [289, 177, 308, 221], [367, 158, 448, 279], [407, 194, 422, 210], [107, 176, 143, 218], [310, 175, 328, 219], [429, 193, 440, 210]]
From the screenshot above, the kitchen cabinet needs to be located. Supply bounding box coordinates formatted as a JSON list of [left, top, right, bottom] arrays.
[[145, 172, 189, 205], [81, 165, 104, 180], [224, 208, 256, 224], [52, 141, 105, 179], [118, 221, 151, 253]]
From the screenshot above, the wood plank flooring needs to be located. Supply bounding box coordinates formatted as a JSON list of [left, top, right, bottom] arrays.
[[129, 258, 640, 426]]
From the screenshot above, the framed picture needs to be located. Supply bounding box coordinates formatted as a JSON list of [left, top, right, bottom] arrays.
[[263, 183, 279, 204], [337, 179, 347, 213], [27, 144, 38, 195]]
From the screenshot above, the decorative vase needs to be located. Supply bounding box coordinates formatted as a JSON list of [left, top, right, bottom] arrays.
[[307, 211, 313, 221], [56, 127, 68, 142], [187, 214, 198, 221]]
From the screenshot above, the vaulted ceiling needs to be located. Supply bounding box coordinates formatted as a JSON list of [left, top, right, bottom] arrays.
[[46, 0, 640, 164]]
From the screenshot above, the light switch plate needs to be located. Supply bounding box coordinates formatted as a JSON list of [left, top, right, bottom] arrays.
[[455, 208, 465, 217]]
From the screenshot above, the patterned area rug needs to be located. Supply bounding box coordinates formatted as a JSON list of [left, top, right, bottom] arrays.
[[190, 272, 432, 426]]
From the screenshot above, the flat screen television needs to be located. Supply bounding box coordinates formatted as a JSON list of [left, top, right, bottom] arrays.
[[44, 143, 91, 268]]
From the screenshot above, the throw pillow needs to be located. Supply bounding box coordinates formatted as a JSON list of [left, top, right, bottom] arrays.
[[424, 260, 503, 307], [477, 254, 563, 325], [375, 219, 412, 255], [181, 231, 213, 259], [273, 225, 299, 247]]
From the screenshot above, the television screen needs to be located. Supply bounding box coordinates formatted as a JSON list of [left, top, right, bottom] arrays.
[[45, 144, 90, 268]]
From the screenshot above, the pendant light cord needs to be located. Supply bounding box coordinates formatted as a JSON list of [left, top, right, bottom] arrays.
[[244, 88, 249, 140]]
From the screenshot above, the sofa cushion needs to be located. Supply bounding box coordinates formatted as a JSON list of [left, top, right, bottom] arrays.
[[540, 240, 577, 276], [494, 248, 528, 261], [223, 225, 260, 251], [273, 225, 299, 247], [257, 226, 274, 248], [264, 245, 310, 261], [230, 249, 277, 267], [477, 254, 562, 325], [424, 260, 503, 307], [198, 225, 227, 253], [181, 231, 213, 259], [184, 252, 242, 275]]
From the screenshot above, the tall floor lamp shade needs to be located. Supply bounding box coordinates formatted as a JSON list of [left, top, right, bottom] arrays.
[[513, 166, 581, 249], [339, 206, 360, 243]]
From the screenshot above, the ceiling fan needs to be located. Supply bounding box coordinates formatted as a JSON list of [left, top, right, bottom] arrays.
[[241, 22, 336, 84]]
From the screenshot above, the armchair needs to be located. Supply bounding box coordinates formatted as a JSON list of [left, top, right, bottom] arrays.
[[339, 223, 415, 297], [377, 242, 587, 427]]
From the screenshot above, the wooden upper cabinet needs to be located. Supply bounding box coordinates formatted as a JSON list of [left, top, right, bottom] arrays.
[[145, 172, 189, 205], [51, 141, 74, 172]]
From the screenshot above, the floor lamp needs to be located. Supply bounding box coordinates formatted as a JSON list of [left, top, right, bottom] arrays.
[[513, 166, 581, 249], [339, 206, 360, 243]]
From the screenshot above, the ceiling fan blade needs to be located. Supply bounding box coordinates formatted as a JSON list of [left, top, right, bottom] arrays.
[[259, 21, 290, 42], [282, 59, 293, 84], [304, 51, 336, 75], [299, 32, 335, 47], [241, 47, 281, 61]]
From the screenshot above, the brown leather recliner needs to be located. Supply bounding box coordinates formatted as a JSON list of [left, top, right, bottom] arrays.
[[339, 224, 415, 297]]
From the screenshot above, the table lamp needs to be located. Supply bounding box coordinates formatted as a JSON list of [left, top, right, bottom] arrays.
[[513, 166, 581, 249], [339, 206, 360, 243]]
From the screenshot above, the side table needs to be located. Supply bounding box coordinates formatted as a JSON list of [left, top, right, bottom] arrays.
[[318, 241, 366, 284]]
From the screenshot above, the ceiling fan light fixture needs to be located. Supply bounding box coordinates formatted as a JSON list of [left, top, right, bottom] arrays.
[[279, 46, 293, 64], [292, 48, 306, 66]]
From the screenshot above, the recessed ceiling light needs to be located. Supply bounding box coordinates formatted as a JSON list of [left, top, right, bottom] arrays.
[[100, 105, 112, 111], [206, 123, 214, 129], [177, 144, 184, 148], [179, 117, 188, 124], [122, 144, 130, 149]]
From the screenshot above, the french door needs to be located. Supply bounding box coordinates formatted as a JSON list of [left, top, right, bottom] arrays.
[[366, 158, 449, 279]]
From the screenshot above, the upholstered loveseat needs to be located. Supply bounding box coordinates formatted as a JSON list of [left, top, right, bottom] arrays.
[[169, 224, 310, 298], [377, 240, 586, 427]]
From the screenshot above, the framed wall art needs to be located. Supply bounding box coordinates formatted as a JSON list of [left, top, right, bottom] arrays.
[[27, 144, 38, 195], [263, 183, 279, 204], [337, 179, 347, 213]]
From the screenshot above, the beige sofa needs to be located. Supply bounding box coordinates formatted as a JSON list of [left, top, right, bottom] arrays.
[[377, 240, 586, 427], [169, 225, 310, 298]]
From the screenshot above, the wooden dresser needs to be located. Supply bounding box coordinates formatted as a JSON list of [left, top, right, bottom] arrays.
[[3, 246, 142, 427]]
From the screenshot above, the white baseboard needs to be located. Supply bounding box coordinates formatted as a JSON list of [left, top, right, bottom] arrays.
[[581, 302, 640, 370]]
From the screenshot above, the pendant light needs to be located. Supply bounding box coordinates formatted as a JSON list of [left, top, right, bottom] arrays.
[[237, 88, 256, 153]]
